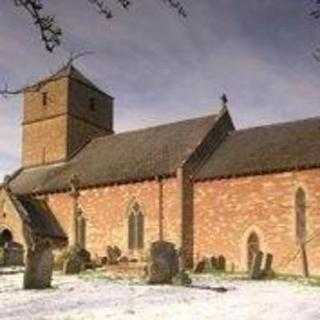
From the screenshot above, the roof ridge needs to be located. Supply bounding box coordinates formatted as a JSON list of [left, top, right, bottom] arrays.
[[25, 63, 112, 97], [231, 115, 320, 136], [91, 113, 218, 144]]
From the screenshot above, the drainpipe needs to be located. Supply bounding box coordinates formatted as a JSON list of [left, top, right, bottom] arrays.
[[156, 176, 164, 242], [69, 175, 80, 247]]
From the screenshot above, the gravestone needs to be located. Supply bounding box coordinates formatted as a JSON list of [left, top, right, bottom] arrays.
[[4, 242, 24, 266], [217, 255, 226, 271], [63, 245, 91, 274], [194, 259, 206, 273], [24, 243, 54, 289], [106, 245, 122, 265], [263, 253, 273, 277], [249, 250, 263, 280], [63, 255, 82, 274], [148, 241, 179, 284], [211, 256, 218, 270]]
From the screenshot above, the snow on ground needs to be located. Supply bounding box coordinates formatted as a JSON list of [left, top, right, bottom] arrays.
[[1, 268, 320, 320]]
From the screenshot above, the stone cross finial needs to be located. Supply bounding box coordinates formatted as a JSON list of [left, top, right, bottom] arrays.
[[69, 174, 80, 197], [220, 93, 228, 107]]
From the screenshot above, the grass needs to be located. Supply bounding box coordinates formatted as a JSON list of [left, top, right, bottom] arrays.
[[77, 268, 113, 281], [74, 266, 320, 290], [273, 273, 320, 287], [193, 269, 320, 287]]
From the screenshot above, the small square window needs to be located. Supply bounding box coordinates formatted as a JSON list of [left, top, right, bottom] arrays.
[[42, 92, 48, 106], [89, 98, 96, 111]]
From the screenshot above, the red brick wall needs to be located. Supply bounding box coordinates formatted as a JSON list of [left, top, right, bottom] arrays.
[[47, 178, 181, 259], [194, 169, 320, 275], [0, 189, 26, 248]]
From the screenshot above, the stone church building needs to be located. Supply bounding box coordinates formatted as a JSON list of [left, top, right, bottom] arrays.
[[1, 65, 320, 275]]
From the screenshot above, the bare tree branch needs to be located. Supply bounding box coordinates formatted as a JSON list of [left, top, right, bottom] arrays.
[[14, 0, 62, 52], [11, 0, 187, 53], [116, 0, 131, 10], [159, 0, 187, 18], [308, 0, 320, 61], [0, 51, 94, 97], [310, 0, 320, 19], [87, 0, 113, 19]]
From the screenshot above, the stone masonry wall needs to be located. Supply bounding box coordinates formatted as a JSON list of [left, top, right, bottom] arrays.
[[47, 178, 181, 260], [22, 77, 69, 167], [194, 168, 320, 275], [22, 116, 68, 167]]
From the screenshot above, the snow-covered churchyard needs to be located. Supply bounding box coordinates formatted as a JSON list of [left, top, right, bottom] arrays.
[[1, 268, 320, 320]]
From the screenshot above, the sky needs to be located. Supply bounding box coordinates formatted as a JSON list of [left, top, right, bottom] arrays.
[[0, 0, 319, 180]]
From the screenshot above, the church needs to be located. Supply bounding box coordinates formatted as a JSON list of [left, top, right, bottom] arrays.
[[1, 64, 320, 276]]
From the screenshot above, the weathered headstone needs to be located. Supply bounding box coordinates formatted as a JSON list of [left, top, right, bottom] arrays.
[[106, 245, 122, 265], [119, 256, 129, 264], [4, 242, 24, 266], [217, 255, 226, 271], [63, 255, 82, 274], [211, 256, 218, 270], [24, 243, 54, 289], [263, 253, 273, 277], [62, 245, 91, 274], [148, 241, 179, 284], [194, 259, 206, 273], [249, 250, 263, 280]]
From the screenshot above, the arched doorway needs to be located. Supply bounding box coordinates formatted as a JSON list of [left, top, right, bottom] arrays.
[[247, 232, 260, 271], [0, 227, 24, 266], [0, 228, 13, 247]]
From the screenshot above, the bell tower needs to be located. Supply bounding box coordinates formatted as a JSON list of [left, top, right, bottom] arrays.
[[21, 65, 114, 167]]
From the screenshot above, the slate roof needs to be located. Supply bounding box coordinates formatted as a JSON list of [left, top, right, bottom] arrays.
[[9, 193, 67, 240], [196, 116, 320, 180], [9, 114, 219, 194]]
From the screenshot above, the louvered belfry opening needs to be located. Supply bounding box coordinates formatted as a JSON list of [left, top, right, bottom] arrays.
[[128, 202, 144, 250]]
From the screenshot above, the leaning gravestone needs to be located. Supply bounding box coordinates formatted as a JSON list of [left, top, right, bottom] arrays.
[[194, 259, 206, 273], [24, 244, 54, 289], [263, 253, 273, 278], [148, 241, 179, 284], [249, 251, 264, 280]]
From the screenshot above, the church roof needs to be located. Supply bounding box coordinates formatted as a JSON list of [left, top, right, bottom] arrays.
[[7, 191, 67, 240], [9, 114, 219, 194], [196, 116, 320, 180]]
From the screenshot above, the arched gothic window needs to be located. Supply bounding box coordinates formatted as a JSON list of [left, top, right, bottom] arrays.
[[295, 187, 307, 243], [128, 202, 144, 250]]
